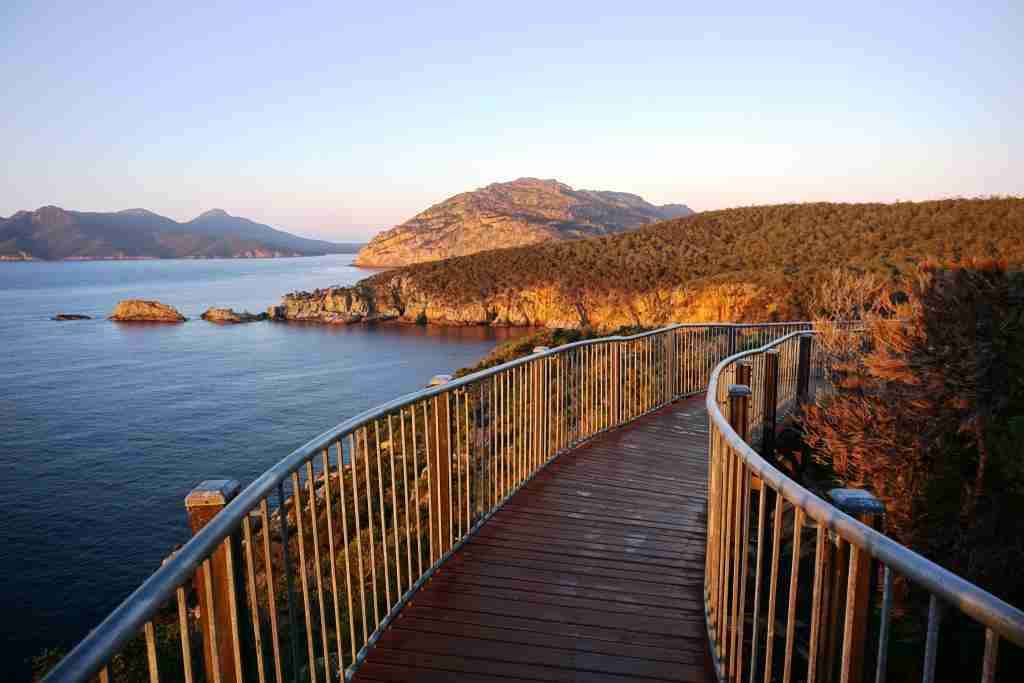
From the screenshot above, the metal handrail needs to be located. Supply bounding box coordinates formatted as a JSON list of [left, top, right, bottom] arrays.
[[703, 331, 1024, 683], [50, 321, 812, 682], [47, 318, 1019, 683]]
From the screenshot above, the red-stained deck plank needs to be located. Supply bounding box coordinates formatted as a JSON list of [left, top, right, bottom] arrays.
[[353, 394, 713, 682]]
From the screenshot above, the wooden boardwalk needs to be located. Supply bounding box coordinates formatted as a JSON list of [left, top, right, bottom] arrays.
[[354, 394, 713, 682]]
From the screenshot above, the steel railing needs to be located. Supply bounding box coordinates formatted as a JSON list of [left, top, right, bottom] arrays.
[[704, 331, 1024, 683], [44, 322, 815, 683], [45, 320, 1022, 683]]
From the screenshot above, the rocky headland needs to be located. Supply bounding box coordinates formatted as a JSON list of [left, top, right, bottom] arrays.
[[201, 308, 269, 323], [354, 178, 692, 267], [271, 198, 1024, 331], [109, 300, 187, 322]]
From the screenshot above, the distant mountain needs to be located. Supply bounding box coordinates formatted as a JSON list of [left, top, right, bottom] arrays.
[[184, 209, 362, 255], [354, 178, 694, 267], [0, 207, 363, 261]]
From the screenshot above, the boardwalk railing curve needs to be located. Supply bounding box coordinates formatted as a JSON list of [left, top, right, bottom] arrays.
[[42, 322, 1023, 682], [704, 330, 1024, 683], [44, 322, 808, 683]]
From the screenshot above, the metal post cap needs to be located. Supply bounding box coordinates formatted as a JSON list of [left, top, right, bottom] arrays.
[[828, 488, 885, 516], [728, 384, 752, 397], [185, 479, 241, 508]]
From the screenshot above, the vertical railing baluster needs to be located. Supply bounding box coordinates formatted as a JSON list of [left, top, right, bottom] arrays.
[[347, 437, 368, 646], [373, 423, 391, 612], [444, 392, 453, 550], [387, 416, 401, 599], [177, 584, 195, 683], [782, 508, 804, 683], [304, 462, 330, 683], [259, 500, 283, 683], [399, 411, 412, 595], [289, 471, 317, 683], [332, 443, 356, 668], [422, 402, 435, 565], [763, 491, 784, 683], [749, 479, 767, 683], [874, 565, 893, 683], [276, 484, 301, 683], [241, 515, 267, 683], [734, 467, 751, 683], [921, 596, 944, 683], [981, 628, 999, 683], [457, 390, 465, 534], [320, 448, 345, 674], [464, 387, 472, 532], [144, 621, 159, 683], [360, 429, 380, 632], [807, 524, 827, 683], [202, 560, 223, 683]]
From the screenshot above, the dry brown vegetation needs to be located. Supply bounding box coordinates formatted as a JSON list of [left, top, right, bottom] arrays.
[[802, 261, 1024, 677], [363, 197, 1024, 322]]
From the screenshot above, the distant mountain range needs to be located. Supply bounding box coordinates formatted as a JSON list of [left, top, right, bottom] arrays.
[[354, 178, 694, 267], [0, 206, 363, 260]]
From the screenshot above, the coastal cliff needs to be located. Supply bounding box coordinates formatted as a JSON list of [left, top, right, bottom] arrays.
[[273, 198, 1024, 330], [269, 275, 769, 329]]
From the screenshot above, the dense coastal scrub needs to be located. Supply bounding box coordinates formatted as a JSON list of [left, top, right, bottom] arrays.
[[803, 261, 1024, 678], [273, 197, 1024, 328]]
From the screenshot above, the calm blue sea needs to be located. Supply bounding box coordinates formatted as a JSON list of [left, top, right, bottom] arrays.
[[0, 256, 524, 679]]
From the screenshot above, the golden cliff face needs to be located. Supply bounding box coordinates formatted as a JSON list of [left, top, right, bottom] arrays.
[[353, 178, 691, 267], [268, 277, 774, 330]]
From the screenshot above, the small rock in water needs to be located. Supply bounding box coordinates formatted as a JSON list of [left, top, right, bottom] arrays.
[[201, 307, 268, 324], [108, 299, 187, 322], [52, 313, 92, 321]]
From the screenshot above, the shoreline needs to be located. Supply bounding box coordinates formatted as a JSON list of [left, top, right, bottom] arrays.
[[1, 253, 361, 263]]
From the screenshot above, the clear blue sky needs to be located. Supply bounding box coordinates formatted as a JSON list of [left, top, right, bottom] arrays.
[[2, 1, 1021, 240]]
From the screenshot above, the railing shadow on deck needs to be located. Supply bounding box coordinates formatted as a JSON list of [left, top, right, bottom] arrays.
[[40, 322, 1023, 682]]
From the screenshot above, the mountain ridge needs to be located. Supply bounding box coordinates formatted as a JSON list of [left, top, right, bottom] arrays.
[[354, 178, 693, 267], [0, 206, 363, 260]]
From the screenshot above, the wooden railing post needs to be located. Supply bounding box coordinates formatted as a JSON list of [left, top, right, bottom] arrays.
[[762, 351, 779, 462], [735, 361, 752, 389], [185, 479, 244, 683], [796, 335, 813, 405], [822, 489, 886, 683], [427, 387, 453, 556], [728, 384, 752, 442]]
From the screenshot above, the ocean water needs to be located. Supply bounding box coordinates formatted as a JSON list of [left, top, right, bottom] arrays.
[[0, 256, 526, 679]]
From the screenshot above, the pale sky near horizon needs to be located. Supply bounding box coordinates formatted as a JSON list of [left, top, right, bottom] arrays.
[[2, 1, 1021, 241]]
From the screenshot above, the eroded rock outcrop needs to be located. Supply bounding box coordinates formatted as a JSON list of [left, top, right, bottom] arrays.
[[201, 308, 268, 323], [268, 276, 769, 331], [109, 299, 187, 322]]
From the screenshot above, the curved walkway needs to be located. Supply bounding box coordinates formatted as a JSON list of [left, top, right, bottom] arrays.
[[353, 394, 713, 682]]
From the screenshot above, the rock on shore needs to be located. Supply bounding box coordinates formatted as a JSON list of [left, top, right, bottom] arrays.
[[109, 299, 187, 322], [201, 308, 268, 323]]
